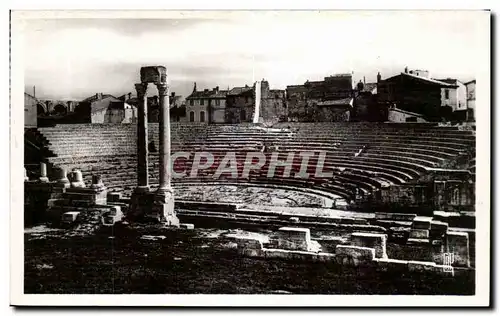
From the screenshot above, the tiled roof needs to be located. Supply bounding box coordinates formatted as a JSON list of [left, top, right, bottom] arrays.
[[82, 93, 116, 103], [90, 96, 122, 113], [187, 89, 229, 99], [393, 73, 457, 87], [227, 86, 253, 96], [433, 78, 462, 87]]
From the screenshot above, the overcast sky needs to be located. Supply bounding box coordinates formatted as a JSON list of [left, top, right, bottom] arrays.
[[22, 11, 485, 101]]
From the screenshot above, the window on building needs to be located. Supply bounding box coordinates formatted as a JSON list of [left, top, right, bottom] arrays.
[[189, 111, 195, 122], [240, 109, 246, 121], [200, 99, 204, 106], [190, 99, 193, 106], [200, 111, 205, 123], [445, 90, 449, 100], [245, 96, 249, 104], [216, 99, 220, 106]]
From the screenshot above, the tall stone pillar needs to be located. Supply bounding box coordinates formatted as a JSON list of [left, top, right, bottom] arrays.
[[154, 81, 179, 227], [156, 82, 172, 191], [135, 82, 149, 193]]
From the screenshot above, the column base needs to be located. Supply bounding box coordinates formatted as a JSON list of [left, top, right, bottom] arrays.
[[128, 188, 153, 220], [54, 180, 70, 189], [153, 188, 179, 227]]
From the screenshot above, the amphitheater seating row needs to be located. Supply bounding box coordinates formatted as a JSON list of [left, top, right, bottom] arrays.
[[33, 122, 475, 203]]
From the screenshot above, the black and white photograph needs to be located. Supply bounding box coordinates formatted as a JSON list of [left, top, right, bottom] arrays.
[[9, 9, 490, 306]]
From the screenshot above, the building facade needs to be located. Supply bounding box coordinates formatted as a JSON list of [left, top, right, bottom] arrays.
[[465, 80, 476, 121], [225, 86, 254, 123], [89, 93, 137, 124], [435, 78, 467, 112], [377, 70, 454, 121], [285, 74, 354, 122], [185, 84, 228, 123], [24, 93, 39, 128]]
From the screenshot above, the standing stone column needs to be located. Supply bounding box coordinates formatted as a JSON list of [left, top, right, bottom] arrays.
[[53, 167, 70, 188], [156, 82, 172, 192], [39, 162, 49, 183], [135, 83, 149, 192]]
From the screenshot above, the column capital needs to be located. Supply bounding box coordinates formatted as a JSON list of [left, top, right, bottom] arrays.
[[135, 83, 148, 97], [156, 82, 169, 96]]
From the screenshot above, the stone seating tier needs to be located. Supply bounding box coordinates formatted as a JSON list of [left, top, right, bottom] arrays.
[[35, 123, 474, 201]]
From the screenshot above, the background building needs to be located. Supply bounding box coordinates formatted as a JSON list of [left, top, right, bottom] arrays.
[[285, 74, 354, 122], [225, 85, 254, 123], [185, 83, 228, 123], [465, 80, 476, 121], [89, 93, 137, 124], [377, 69, 455, 122], [24, 92, 39, 128]]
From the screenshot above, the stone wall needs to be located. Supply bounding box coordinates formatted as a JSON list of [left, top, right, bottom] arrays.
[[25, 93, 38, 128]]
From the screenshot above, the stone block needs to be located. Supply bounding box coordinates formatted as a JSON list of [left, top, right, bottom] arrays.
[[373, 258, 409, 272], [317, 236, 347, 254], [47, 198, 63, 208], [237, 238, 263, 250], [65, 187, 107, 206], [152, 191, 179, 227], [408, 260, 436, 273], [431, 220, 449, 232], [407, 238, 430, 245], [375, 212, 417, 221], [446, 231, 470, 267], [411, 216, 433, 230], [409, 229, 430, 239], [128, 190, 154, 219], [335, 245, 376, 266], [140, 66, 167, 83], [433, 264, 455, 277], [350, 232, 387, 259], [180, 223, 195, 230], [108, 192, 122, 202], [273, 227, 313, 252], [240, 248, 264, 258]]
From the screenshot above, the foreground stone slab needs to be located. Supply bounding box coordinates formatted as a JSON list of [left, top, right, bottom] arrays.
[[263, 249, 335, 262], [373, 258, 409, 272], [237, 238, 264, 257], [273, 227, 313, 252], [179, 223, 194, 230], [335, 245, 376, 266], [430, 220, 449, 239], [446, 231, 470, 267], [408, 260, 436, 272], [407, 238, 430, 245], [409, 229, 430, 239], [412, 216, 433, 230], [350, 232, 387, 259]]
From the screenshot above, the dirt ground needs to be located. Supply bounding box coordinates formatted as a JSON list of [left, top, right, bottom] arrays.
[[24, 224, 475, 295]]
